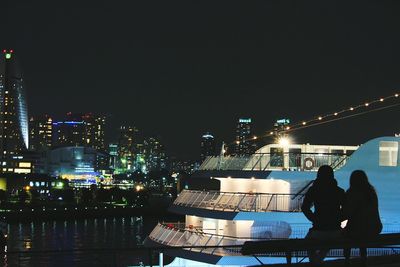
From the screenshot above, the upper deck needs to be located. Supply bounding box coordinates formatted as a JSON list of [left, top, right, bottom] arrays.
[[200, 143, 358, 172]]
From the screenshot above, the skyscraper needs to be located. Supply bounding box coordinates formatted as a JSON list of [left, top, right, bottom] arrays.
[[235, 118, 254, 156], [52, 113, 106, 150], [82, 113, 106, 151], [143, 136, 167, 172], [29, 115, 53, 151], [0, 50, 29, 172], [200, 132, 216, 161], [117, 126, 138, 172]]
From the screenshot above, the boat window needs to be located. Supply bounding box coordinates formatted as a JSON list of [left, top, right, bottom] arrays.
[[289, 148, 301, 168], [332, 149, 344, 155], [346, 150, 355, 156], [270, 148, 283, 167], [379, 141, 398, 167]]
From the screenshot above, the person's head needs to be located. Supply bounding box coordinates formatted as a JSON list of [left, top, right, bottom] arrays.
[[316, 165, 334, 181], [349, 170, 374, 191]]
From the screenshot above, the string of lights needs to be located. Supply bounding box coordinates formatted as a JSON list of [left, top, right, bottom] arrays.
[[231, 92, 400, 146]]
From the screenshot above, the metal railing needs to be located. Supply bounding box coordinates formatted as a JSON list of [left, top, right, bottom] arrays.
[[148, 222, 270, 256], [148, 222, 400, 264], [199, 153, 349, 171], [4, 223, 400, 266], [174, 190, 305, 212]]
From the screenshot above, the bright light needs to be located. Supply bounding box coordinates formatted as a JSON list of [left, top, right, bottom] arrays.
[[302, 122, 306, 125], [318, 116, 322, 120], [350, 107, 354, 111], [278, 137, 290, 147], [365, 103, 369, 107]]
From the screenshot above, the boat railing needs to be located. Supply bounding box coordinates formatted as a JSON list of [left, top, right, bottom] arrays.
[[199, 152, 349, 171], [148, 222, 400, 258], [174, 190, 305, 212], [148, 222, 271, 256]]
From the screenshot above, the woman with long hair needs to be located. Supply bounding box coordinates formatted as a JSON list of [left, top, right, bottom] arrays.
[[344, 170, 382, 238]]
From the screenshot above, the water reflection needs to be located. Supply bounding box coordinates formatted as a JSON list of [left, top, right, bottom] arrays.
[[4, 217, 152, 267]]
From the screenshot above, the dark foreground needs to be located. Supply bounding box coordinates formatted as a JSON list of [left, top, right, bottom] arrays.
[[260, 254, 400, 266]]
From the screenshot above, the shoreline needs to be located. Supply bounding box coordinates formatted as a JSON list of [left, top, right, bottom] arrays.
[[0, 205, 180, 223]]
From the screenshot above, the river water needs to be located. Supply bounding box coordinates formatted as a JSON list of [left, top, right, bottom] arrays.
[[3, 217, 159, 267]]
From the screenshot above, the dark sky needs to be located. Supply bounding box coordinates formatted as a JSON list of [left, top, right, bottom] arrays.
[[4, 0, 400, 159]]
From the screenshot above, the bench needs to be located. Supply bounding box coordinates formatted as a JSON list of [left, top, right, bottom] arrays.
[[241, 233, 400, 266]]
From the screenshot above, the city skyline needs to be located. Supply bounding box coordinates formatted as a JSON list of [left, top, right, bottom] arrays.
[[4, 0, 400, 159]]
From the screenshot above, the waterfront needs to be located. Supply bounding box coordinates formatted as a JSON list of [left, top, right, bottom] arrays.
[[3, 217, 159, 267]]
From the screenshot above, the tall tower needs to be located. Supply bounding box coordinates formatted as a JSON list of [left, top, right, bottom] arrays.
[[143, 136, 167, 172], [235, 118, 253, 156], [0, 50, 29, 161], [117, 126, 138, 172], [200, 132, 216, 161]]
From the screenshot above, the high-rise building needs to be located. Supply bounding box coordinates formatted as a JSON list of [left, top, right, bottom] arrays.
[[108, 143, 118, 170], [200, 132, 216, 161], [143, 136, 167, 172], [117, 126, 138, 172], [82, 113, 106, 151], [29, 115, 53, 151], [52, 120, 85, 148], [0, 50, 30, 173], [235, 118, 254, 156], [52, 113, 106, 150]]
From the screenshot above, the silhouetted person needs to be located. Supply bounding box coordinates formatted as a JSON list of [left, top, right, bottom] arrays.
[[301, 165, 345, 266], [342, 170, 382, 266]]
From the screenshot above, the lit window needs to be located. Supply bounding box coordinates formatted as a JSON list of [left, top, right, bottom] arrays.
[[379, 141, 398, 167]]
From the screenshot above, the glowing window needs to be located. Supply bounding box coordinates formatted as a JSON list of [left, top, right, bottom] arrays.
[[19, 162, 31, 168], [379, 141, 398, 167]]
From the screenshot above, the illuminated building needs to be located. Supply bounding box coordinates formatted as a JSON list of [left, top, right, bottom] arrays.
[[235, 118, 255, 156], [108, 143, 118, 170], [170, 159, 199, 174], [46, 146, 100, 184], [143, 137, 167, 171], [117, 126, 138, 172], [200, 132, 216, 161], [52, 113, 106, 151], [0, 50, 30, 173], [29, 115, 52, 151], [82, 113, 106, 151]]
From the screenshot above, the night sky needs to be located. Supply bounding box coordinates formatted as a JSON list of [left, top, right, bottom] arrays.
[[4, 0, 400, 159]]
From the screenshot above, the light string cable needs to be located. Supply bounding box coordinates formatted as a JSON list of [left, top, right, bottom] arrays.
[[231, 92, 400, 146]]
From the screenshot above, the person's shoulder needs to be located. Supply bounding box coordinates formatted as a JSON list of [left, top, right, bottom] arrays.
[[336, 186, 345, 194]]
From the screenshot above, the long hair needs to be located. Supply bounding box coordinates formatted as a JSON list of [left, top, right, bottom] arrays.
[[349, 170, 377, 201]]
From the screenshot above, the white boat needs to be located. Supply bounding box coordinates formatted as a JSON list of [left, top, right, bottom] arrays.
[[145, 136, 400, 266]]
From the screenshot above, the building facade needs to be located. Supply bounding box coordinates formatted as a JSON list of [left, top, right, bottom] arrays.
[[200, 132, 216, 161], [29, 115, 53, 152], [0, 50, 30, 173], [52, 113, 105, 150], [234, 118, 254, 156], [143, 136, 167, 172], [117, 126, 138, 172]]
